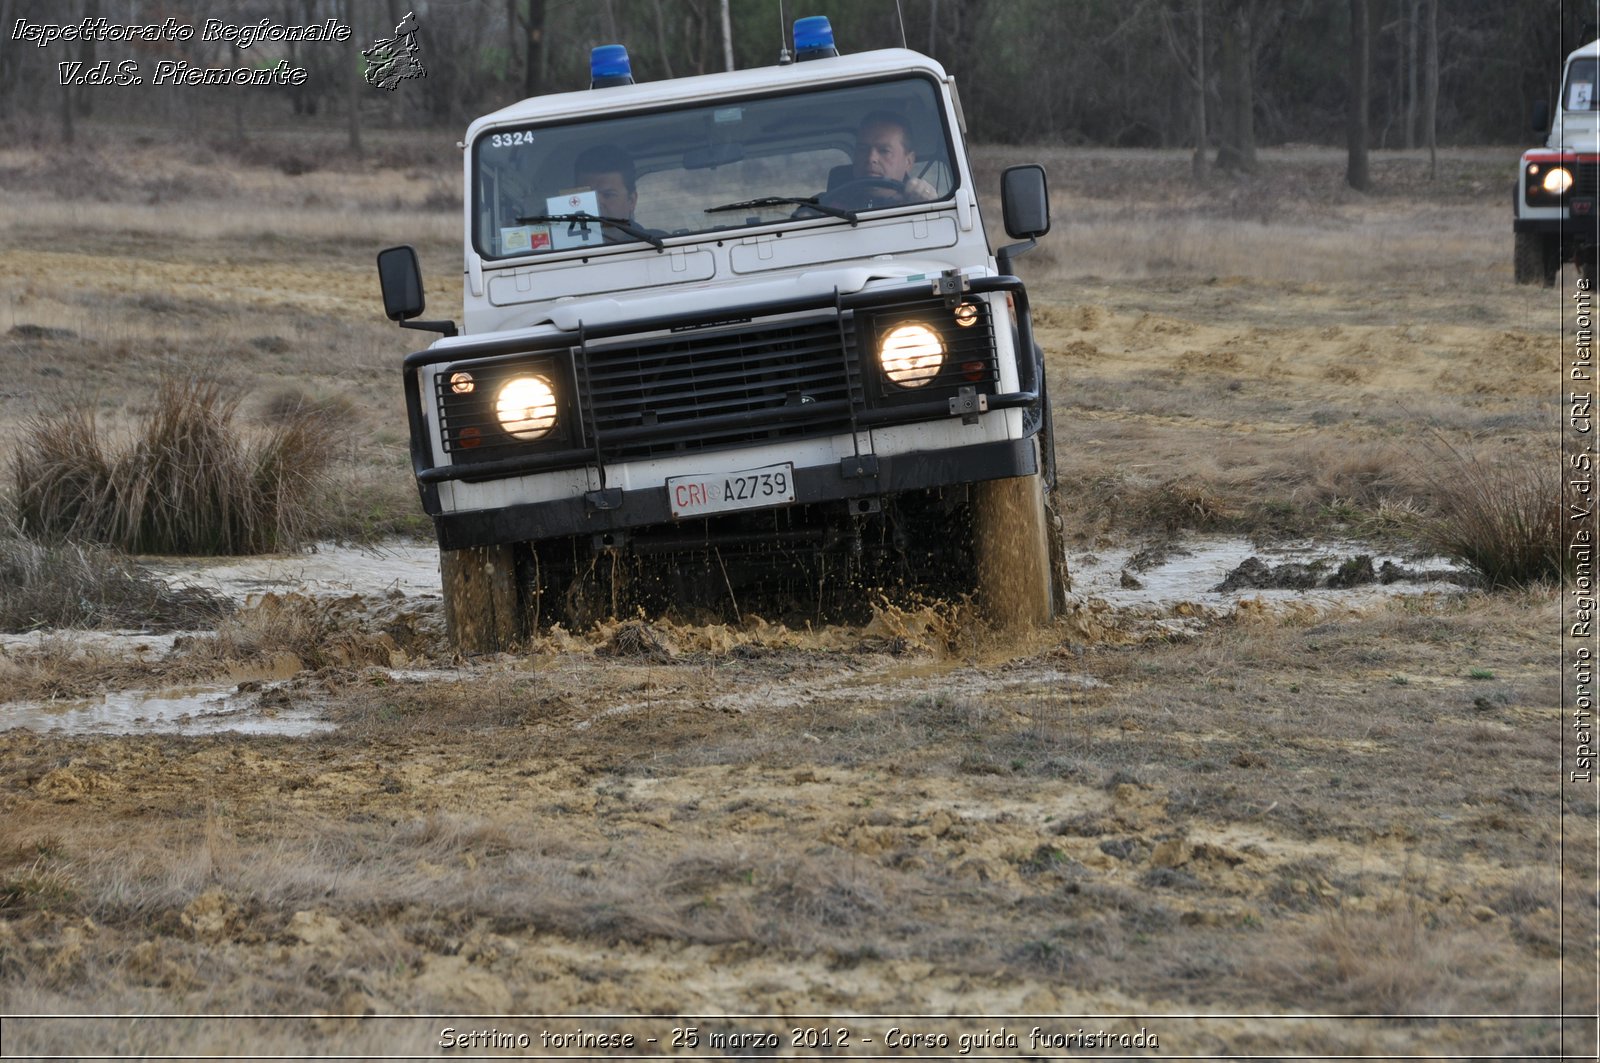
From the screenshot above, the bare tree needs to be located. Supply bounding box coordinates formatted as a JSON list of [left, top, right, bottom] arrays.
[[1405, 0, 1419, 149], [1214, 0, 1265, 173], [517, 0, 548, 98], [1346, 0, 1370, 191], [1424, 0, 1438, 178], [1159, 0, 1209, 182], [344, 0, 362, 154]]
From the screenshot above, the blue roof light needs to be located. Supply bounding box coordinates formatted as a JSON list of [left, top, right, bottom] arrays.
[[793, 16, 838, 61], [590, 45, 633, 88]]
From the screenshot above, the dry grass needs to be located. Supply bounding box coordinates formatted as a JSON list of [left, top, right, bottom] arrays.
[[1250, 895, 1547, 1013], [1408, 441, 1566, 589], [13, 377, 333, 555], [0, 524, 229, 633], [184, 594, 401, 672]]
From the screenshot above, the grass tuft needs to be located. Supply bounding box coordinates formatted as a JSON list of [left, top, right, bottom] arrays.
[[0, 519, 230, 632], [1410, 442, 1564, 589], [13, 377, 333, 555]]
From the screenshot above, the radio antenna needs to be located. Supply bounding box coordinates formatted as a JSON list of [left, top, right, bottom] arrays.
[[777, 0, 792, 63], [895, 0, 907, 47]]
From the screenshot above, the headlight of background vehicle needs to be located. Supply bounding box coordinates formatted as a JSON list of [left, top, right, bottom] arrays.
[[1526, 161, 1574, 205], [878, 323, 945, 388], [495, 374, 559, 440]]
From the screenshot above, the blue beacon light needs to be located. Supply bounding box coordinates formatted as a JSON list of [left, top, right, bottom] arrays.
[[793, 16, 838, 61], [590, 45, 633, 88]]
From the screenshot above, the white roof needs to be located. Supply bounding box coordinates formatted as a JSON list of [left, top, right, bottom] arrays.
[[1569, 39, 1600, 64], [467, 48, 949, 137]]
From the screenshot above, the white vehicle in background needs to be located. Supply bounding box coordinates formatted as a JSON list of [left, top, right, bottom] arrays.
[[1515, 37, 1600, 285], [377, 17, 1064, 651]]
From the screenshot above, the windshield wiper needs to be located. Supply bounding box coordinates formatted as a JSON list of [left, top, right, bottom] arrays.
[[703, 196, 858, 225], [516, 213, 665, 250]]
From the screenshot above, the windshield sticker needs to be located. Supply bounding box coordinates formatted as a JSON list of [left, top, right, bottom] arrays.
[[499, 225, 550, 255], [547, 190, 605, 249], [1572, 82, 1594, 110]]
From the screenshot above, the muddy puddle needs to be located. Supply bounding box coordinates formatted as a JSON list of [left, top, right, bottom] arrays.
[[1070, 535, 1466, 613], [2, 543, 447, 738], [141, 541, 442, 604], [6, 678, 333, 737], [2, 536, 1465, 738]]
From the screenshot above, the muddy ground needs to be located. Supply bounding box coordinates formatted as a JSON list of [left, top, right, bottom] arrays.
[[0, 134, 1592, 1058]]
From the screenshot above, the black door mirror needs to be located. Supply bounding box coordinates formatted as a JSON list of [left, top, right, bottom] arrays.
[[1533, 99, 1551, 134], [1001, 164, 1050, 240], [377, 245, 425, 322]]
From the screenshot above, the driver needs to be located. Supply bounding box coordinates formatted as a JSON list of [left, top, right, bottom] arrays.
[[850, 111, 936, 203], [574, 143, 640, 240]]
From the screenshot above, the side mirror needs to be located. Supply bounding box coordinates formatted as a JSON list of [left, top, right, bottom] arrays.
[[1533, 99, 1551, 134], [377, 245, 425, 322], [377, 245, 458, 337], [1001, 164, 1050, 240]]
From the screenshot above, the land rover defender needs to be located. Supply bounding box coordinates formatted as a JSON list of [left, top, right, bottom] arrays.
[[377, 17, 1063, 651], [1515, 38, 1600, 285]]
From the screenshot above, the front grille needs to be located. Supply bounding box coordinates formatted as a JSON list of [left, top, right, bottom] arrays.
[[1579, 162, 1600, 198], [582, 314, 863, 461]]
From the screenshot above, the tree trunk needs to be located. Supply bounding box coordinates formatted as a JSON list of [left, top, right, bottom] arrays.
[[59, 69, 74, 145], [1346, 0, 1371, 191], [344, 0, 363, 156], [1192, 0, 1209, 182], [1215, 2, 1257, 173], [77, 0, 97, 117], [1215, 7, 1240, 171], [1424, 0, 1438, 179], [522, 0, 547, 99], [1405, 0, 1419, 149], [651, 0, 675, 79]]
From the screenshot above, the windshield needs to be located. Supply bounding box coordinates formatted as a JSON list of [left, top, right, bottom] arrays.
[[472, 74, 956, 260], [1567, 57, 1598, 111]]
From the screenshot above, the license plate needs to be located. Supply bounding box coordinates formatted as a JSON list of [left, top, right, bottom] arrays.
[[667, 463, 795, 518]]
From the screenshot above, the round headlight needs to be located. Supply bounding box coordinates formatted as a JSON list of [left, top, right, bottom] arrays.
[[1544, 166, 1573, 194], [495, 375, 558, 440], [879, 323, 945, 388]]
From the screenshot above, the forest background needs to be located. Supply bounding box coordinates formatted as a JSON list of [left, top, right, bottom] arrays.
[[0, 0, 1589, 172]]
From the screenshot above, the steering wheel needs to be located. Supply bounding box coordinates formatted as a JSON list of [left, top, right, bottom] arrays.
[[818, 176, 909, 211]]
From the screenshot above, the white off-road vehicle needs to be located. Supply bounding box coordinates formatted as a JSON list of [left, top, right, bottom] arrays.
[[1515, 37, 1600, 285], [378, 17, 1062, 651]]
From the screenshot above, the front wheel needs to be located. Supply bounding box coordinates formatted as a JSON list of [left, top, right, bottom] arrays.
[[1514, 231, 1557, 287], [971, 472, 1062, 629], [440, 543, 523, 653]]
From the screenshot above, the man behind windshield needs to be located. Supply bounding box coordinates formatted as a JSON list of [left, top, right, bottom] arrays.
[[574, 144, 640, 240], [852, 110, 936, 203]]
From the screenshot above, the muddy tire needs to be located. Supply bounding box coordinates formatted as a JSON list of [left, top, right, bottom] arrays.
[[1514, 231, 1557, 287], [440, 544, 523, 653], [1513, 231, 1541, 285], [972, 472, 1057, 629]]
